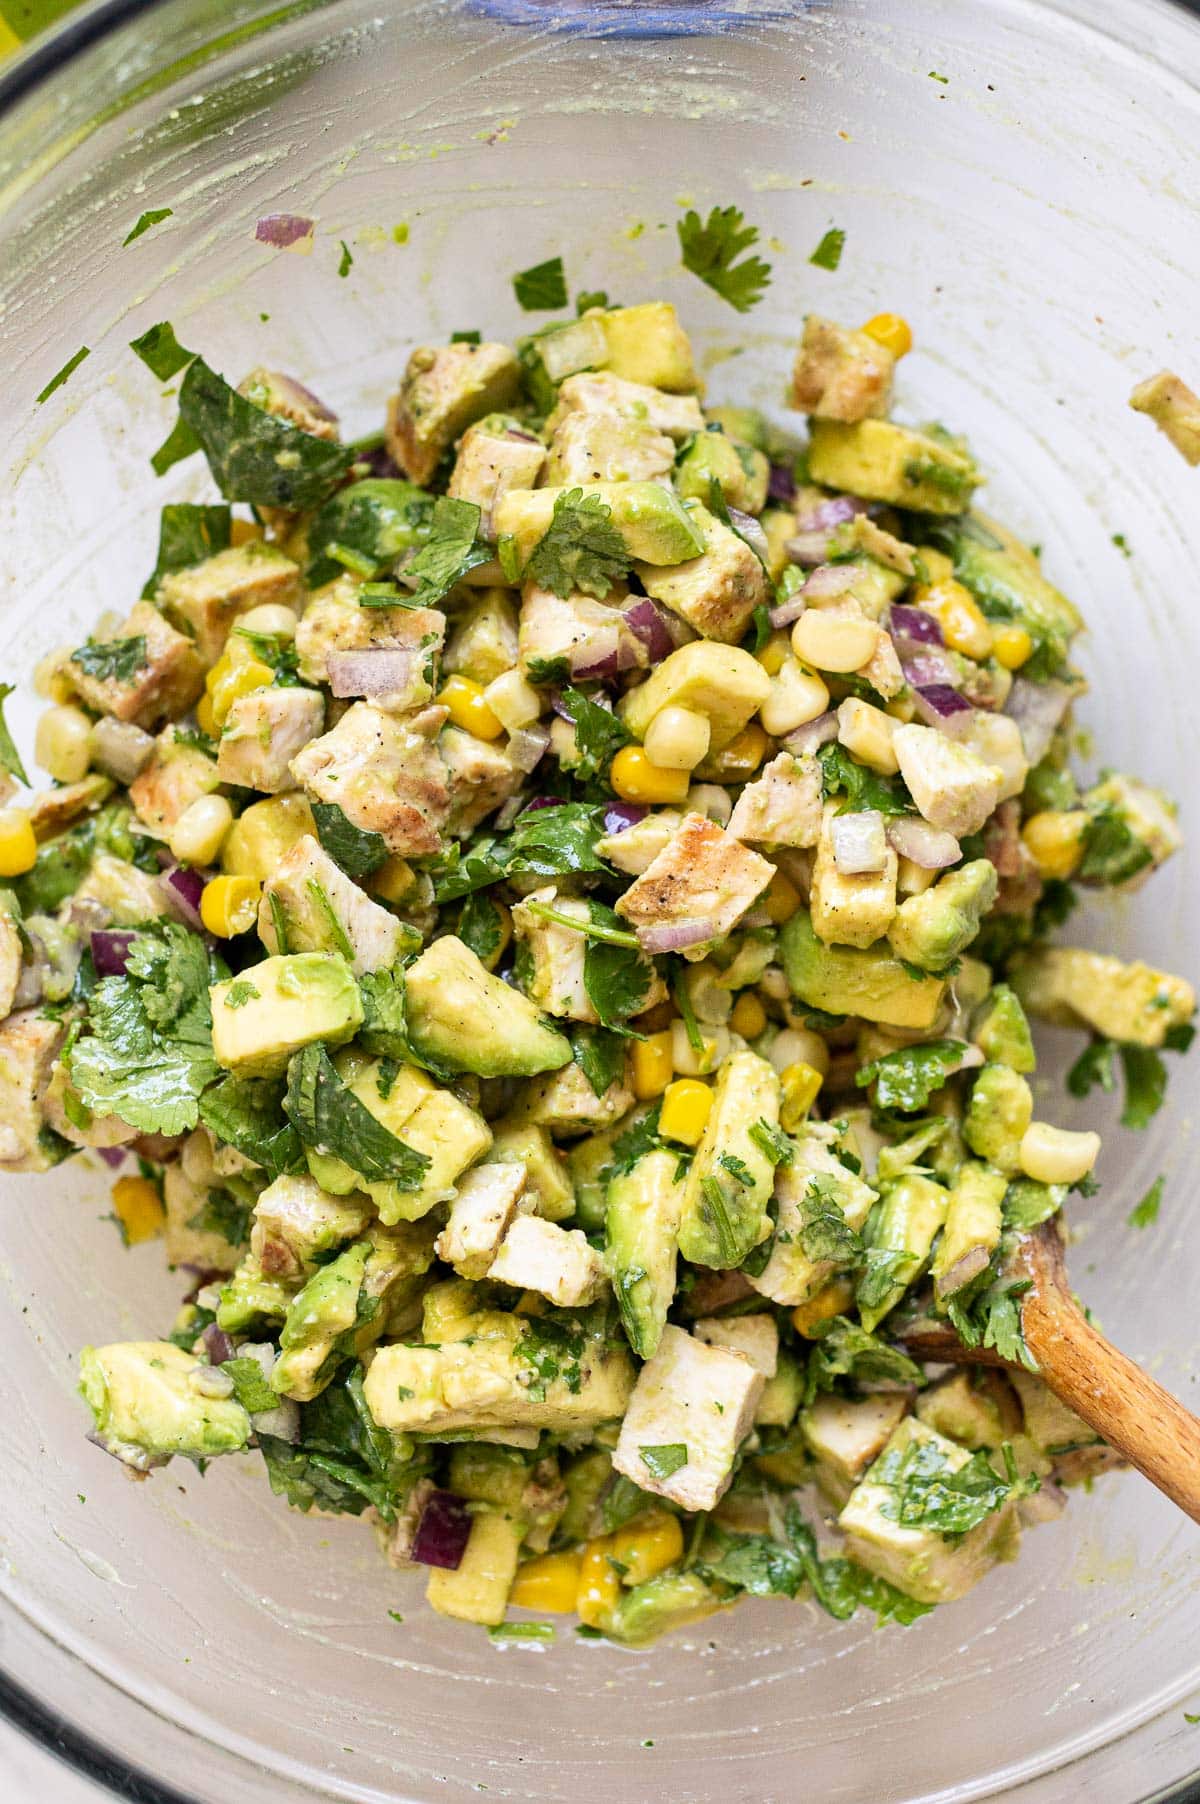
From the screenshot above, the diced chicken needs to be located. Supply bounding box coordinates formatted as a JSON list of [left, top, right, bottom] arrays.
[[518, 583, 646, 682], [435, 1163, 527, 1280], [544, 411, 675, 486], [162, 1157, 244, 1275], [158, 544, 303, 667], [488, 1214, 606, 1308], [693, 1312, 779, 1378], [295, 575, 445, 704], [748, 1124, 878, 1307], [841, 515, 918, 577], [727, 752, 823, 849], [595, 809, 684, 875], [42, 1061, 138, 1152], [801, 1393, 911, 1499], [0, 912, 22, 1021], [512, 887, 594, 1022], [442, 588, 520, 687], [548, 371, 704, 443], [129, 729, 220, 833], [375, 1477, 437, 1569], [1129, 370, 1200, 466], [27, 774, 114, 839], [440, 725, 522, 837], [386, 342, 522, 487], [490, 1120, 575, 1221], [66, 601, 204, 730], [249, 1173, 373, 1280], [615, 813, 774, 959], [809, 799, 899, 948], [634, 504, 769, 645], [257, 834, 408, 973], [0, 1009, 66, 1172], [516, 1058, 634, 1137], [290, 701, 450, 857], [791, 315, 895, 422], [858, 626, 905, 700], [238, 368, 339, 439], [73, 854, 170, 926], [217, 685, 325, 793], [892, 722, 1004, 839], [963, 711, 1028, 804], [448, 417, 546, 536], [612, 1324, 765, 1513]]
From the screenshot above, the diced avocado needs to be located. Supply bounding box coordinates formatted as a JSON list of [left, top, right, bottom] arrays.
[[970, 983, 1035, 1074], [857, 1173, 949, 1331], [606, 1147, 686, 1359], [79, 1341, 251, 1470], [807, 419, 979, 515], [676, 430, 769, 514], [250, 1173, 372, 1278], [1009, 1369, 1102, 1456], [494, 482, 705, 568], [755, 1347, 805, 1430], [801, 1392, 910, 1505], [271, 1240, 368, 1402], [442, 586, 520, 687], [931, 1160, 1006, 1300], [633, 501, 769, 644], [963, 1063, 1033, 1174], [599, 302, 698, 393], [1008, 946, 1195, 1049], [490, 1118, 575, 1221], [557, 1446, 612, 1542], [780, 910, 946, 1030], [677, 1049, 780, 1268], [404, 936, 571, 1078], [387, 342, 522, 488], [607, 1569, 725, 1645], [426, 1508, 524, 1627], [566, 1124, 623, 1233], [448, 1442, 532, 1510], [949, 525, 1082, 670], [221, 794, 317, 881], [1079, 772, 1182, 889], [620, 641, 771, 752], [840, 1417, 1020, 1604], [216, 1258, 296, 1332], [916, 1370, 1020, 1451], [886, 860, 998, 972], [749, 1122, 877, 1308], [520, 316, 609, 409], [705, 404, 769, 451], [210, 953, 362, 1078]]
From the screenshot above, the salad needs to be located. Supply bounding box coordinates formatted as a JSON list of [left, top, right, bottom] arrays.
[[1, 291, 1193, 1648]]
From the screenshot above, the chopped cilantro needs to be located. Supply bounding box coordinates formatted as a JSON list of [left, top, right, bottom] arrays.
[[36, 345, 90, 405], [572, 1025, 627, 1099], [123, 208, 173, 245], [311, 801, 389, 879], [130, 320, 193, 381], [1119, 1043, 1167, 1129], [875, 1437, 1037, 1538], [749, 1118, 793, 1167], [804, 1316, 924, 1405], [809, 227, 846, 271], [796, 1174, 864, 1268], [524, 488, 632, 601], [677, 205, 771, 313], [639, 1443, 688, 1481], [512, 256, 568, 312], [150, 415, 202, 478], [198, 1072, 303, 1177], [222, 980, 259, 1010], [856, 1039, 967, 1112], [338, 241, 353, 277], [401, 495, 490, 606], [556, 686, 632, 781], [141, 502, 231, 598], [817, 742, 913, 817], [223, 1356, 277, 1414], [1128, 1175, 1164, 1229], [284, 1043, 430, 1189], [451, 330, 481, 345], [178, 354, 355, 510], [0, 684, 29, 786]]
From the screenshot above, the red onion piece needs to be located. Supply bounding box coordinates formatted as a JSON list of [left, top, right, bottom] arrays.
[[518, 796, 563, 817], [1004, 676, 1076, 766], [769, 590, 807, 630], [201, 1323, 235, 1365], [328, 647, 414, 699], [635, 918, 716, 955], [888, 603, 944, 648], [804, 564, 859, 601], [886, 817, 962, 869], [507, 724, 550, 773], [785, 529, 836, 568], [159, 864, 206, 930], [412, 1490, 473, 1569], [97, 1146, 127, 1170], [912, 685, 975, 739], [767, 462, 796, 504], [255, 212, 315, 249], [90, 929, 136, 977], [830, 810, 888, 874], [783, 711, 839, 755], [901, 649, 960, 690], [602, 803, 647, 836], [624, 597, 678, 663], [728, 507, 770, 566], [793, 496, 869, 533], [571, 649, 620, 682]]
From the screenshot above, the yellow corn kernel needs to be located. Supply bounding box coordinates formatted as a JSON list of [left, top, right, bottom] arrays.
[[779, 1059, 824, 1132], [208, 656, 274, 729], [195, 693, 218, 737], [438, 674, 504, 741], [0, 808, 37, 877], [670, 1019, 729, 1078], [33, 646, 77, 704], [576, 1537, 622, 1628], [991, 624, 1034, 670], [368, 855, 416, 905], [1019, 1120, 1100, 1186], [791, 610, 880, 674], [631, 1030, 674, 1100], [230, 517, 264, 547], [659, 1078, 714, 1147], [729, 991, 767, 1039], [1021, 809, 1089, 881], [761, 657, 831, 738], [237, 603, 298, 640], [35, 704, 92, 785], [609, 744, 691, 806], [611, 1510, 685, 1586], [644, 705, 711, 772], [756, 631, 791, 677], [200, 874, 262, 938], [763, 869, 801, 925], [861, 312, 913, 358], [792, 1275, 856, 1337], [712, 721, 768, 780], [912, 579, 993, 660], [509, 1550, 584, 1614], [167, 794, 234, 868], [111, 1175, 166, 1246]]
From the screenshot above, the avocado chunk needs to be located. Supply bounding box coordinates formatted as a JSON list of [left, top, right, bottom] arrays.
[[220, 794, 316, 882], [857, 1173, 949, 1331], [79, 1341, 251, 1471], [780, 909, 946, 1030], [598, 301, 698, 392], [210, 953, 363, 1078], [493, 482, 705, 568], [608, 1569, 725, 1645], [633, 501, 769, 644], [677, 1048, 780, 1269], [606, 1147, 686, 1359], [425, 1508, 524, 1627], [970, 983, 1035, 1074], [916, 1370, 1020, 1452], [963, 1063, 1033, 1174], [949, 525, 1082, 670], [271, 1240, 369, 1402], [705, 404, 769, 450], [404, 935, 572, 1078], [620, 641, 771, 752], [886, 859, 998, 972], [807, 419, 979, 515], [675, 429, 769, 514], [930, 1160, 1006, 1300], [566, 1122, 624, 1233], [754, 1346, 805, 1430], [216, 1259, 297, 1332], [490, 1118, 575, 1221], [386, 341, 521, 488], [1007, 947, 1195, 1049]]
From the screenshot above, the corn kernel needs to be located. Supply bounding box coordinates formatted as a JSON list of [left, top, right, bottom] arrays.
[[1021, 809, 1089, 881], [763, 869, 801, 925], [756, 631, 791, 677], [208, 655, 274, 729], [609, 744, 691, 806], [482, 669, 541, 733], [768, 1026, 830, 1077], [35, 704, 92, 784], [659, 1078, 714, 1147], [0, 808, 37, 877], [1019, 1121, 1101, 1186], [991, 624, 1034, 670], [708, 721, 768, 780], [761, 656, 831, 737], [611, 1510, 685, 1586], [644, 705, 711, 772], [836, 697, 899, 775], [911, 580, 993, 660], [33, 647, 77, 704], [791, 610, 880, 674], [230, 517, 264, 547], [861, 312, 913, 358], [779, 1060, 823, 1131], [237, 603, 298, 640], [631, 1030, 674, 1100], [509, 1550, 584, 1614], [670, 1019, 730, 1077], [200, 874, 262, 938], [438, 674, 504, 741], [729, 991, 767, 1039], [167, 794, 234, 867], [111, 1175, 166, 1246], [576, 1537, 622, 1628], [792, 1276, 856, 1337], [369, 855, 416, 904], [195, 693, 218, 737]]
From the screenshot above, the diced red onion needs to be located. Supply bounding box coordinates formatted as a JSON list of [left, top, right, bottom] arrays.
[[159, 864, 206, 930], [571, 649, 620, 683], [518, 796, 563, 816], [804, 564, 859, 601], [783, 711, 839, 755], [97, 1146, 127, 1170], [412, 1490, 473, 1569], [886, 817, 962, 869], [911, 685, 975, 739], [571, 626, 641, 681], [327, 647, 414, 699], [635, 918, 715, 955], [201, 1323, 235, 1365], [91, 717, 155, 784], [1004, 676, 1076, 766], [888, 604, 944, 648], [785, 530, 836, 568], [254, 212, 315, 249], [624, 597, 678, 663], [90, 929, 136, 977], [505, 425, 543, 445], [602, 803, 647, 836], [830, 810, 888, 874], [901, 649, 960, 690], [728, 507, 770, 566], [769, 590, 807, 630], [354, 442, 404, 480], [507, 724, 550, 773], [793, 496, 868, 533], [767, 462, 796, 504]]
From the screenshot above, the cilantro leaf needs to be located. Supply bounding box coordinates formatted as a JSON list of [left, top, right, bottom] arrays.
[[400, 495, 489, 607], [506, 801, 610, 879], [223, 1356, 277, 1414], [557, 687, 632, 782], [311, 801, 389, 878], [198, 1072, 304, 1177], [817, 742, 913, 817], [783, 1503, 931, 1625], [609, 1102, 667, 1179], [178, 355, 355, 510], [456, 890, 507, 967], [524, 654, 571, 687], [1066, 1037, 1117, 1099], [1002, 1178, 1066, 1231], [809, 227, 846, 271], [130, 321, 193, 381], [284, 1043, 430, 1190], [946, 1266, 1036, 1370], [639, 1442, 688, 1481], [677, 205, 771, 313], [516, 1314, 586, 1399], [524, 488, 632, 600], [855, 1039, 967, 1112], [124, 208, 173, 246], [855, 1246, 912, 1312], [699, 1526, 804, 1598], [142, 502, 231, 598], [186, 1183, 251, 1248], [572, 1025, 627, 1099], [803, 1315, 923, 1406], [874, 1436, 1036, 1538], [1128, 1175, 1164, 1229], [150, 415, 202, 477], [36, 346, 90, 405], [513, 256, 568, 311], [749, 1117, 793, 1167], [0, 683, 29, 786], [583, 900, 655, 1031], [70, 636, 149, 685], [1119, 1043, 1167, 1129], [1164, 1021, 1196, 1054], [795, 1174, 865, 1267], [306, 478, 432, 588], [1078, 804, 1153, 887], [337, 241, 353, 278]]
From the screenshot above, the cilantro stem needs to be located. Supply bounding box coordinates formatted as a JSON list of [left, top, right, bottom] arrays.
[[672, 963, 705, 1054], [525, 901, 639, 949]]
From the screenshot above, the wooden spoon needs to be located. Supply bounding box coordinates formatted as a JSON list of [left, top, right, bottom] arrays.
[[894, 1219, 1200, 1525]]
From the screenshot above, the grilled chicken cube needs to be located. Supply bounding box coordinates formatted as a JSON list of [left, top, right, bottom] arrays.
[[386, 342, 522, 487], [67, 602, 204, 730], [518, 583, 646, 683], [249, 1173, 373, 1280], [512, 887, 595, 1022], [612, 1324, 765, 1513], [158, 543, 303, 667], [487, 1214, 606, 1308], [217, 685, 325, 793], [633, 503, 769, 644], [0, 1009, 66, 1172], [441, 725, 522, 837], [791, 315, 896, 423], [615, 812, 774, 960], [257, 833, 411, 972], [693, 1312, 779, 1378], [892, 722, 1004, 839], [448, 415, 546, 537], [290, 701, 450, 857], [0, 912, 22, 1022], [435, 1163, 527, 1280], [727, 752, 823, 849], [129, 729, 220, 833], [295, 574, 445, 704], [544, 410, 675, 486], [547, 371, 704, 443], [515, 1057, 635, 1137]]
